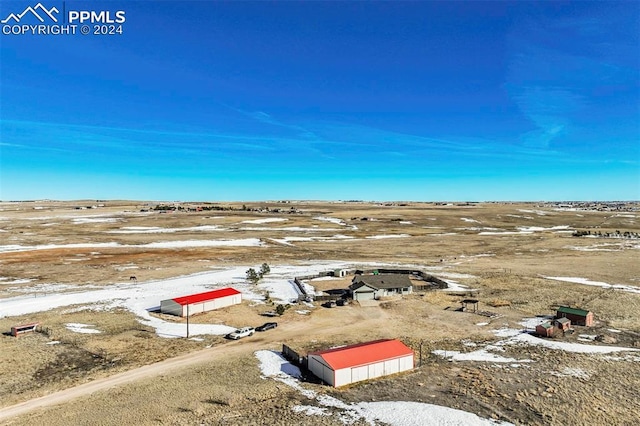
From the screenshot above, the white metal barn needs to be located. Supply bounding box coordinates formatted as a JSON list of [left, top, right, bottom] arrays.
[[160, 287, 242, 317], [307, 339, 414, 387]]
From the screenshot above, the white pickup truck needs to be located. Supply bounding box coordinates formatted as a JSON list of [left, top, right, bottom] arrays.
[[227, 327, 255, 340]]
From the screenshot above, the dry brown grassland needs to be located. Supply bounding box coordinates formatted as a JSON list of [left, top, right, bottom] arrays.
[[0, 200, 639, 425]]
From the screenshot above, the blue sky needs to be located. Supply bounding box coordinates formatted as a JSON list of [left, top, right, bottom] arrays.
[[1, 1, 638, 201]]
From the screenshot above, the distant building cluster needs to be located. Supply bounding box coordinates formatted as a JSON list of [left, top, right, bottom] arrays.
[[543, 201, 638, 212], [535, 306, 594, 338]]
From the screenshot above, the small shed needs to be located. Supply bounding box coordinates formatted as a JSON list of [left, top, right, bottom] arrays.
[[333, 269, 348, 278], [461, 299, 479, 313], [11, 322, 39, 337], [554, 317, 571, 331], [160, 287, 241, 317], [535, 322, 554, 338], [556, 306, 593, 327], [307, 339, 414, 387]]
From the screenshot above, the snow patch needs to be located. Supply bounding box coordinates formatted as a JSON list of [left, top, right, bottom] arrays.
[[357, 401, 513, 426], [65, 323, 101, 334], [432, 349, 530, 364], [270, 235, 354, 245], [544, 276, 640, 294], [0, 278, 34, 285], [240, 226, 341, 232], [107, 225, 224, 233], [72, 217, 119, 224], [508, 333, 638, 354], [241, 218, 288, 224]]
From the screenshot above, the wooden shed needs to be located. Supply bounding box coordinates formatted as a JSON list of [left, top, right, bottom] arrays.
[[160, 287, 241, 317], [307, 339, 414, 387], [535, 322, 554, 338], [556, 306, 593, 327], [554, 317, 571, 331]]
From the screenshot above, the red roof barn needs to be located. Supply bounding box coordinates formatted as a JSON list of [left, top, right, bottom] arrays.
[[160, 287, 241, 317], [307, 339, 414, 387]]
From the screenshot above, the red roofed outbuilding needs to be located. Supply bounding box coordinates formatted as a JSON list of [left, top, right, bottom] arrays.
[[307, 339, 414, 387], [160, 287, 241, 317]]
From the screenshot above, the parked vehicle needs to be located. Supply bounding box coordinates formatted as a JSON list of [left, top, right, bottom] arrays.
[[256, 322, 278, 332], [227, 327, 255, 340]]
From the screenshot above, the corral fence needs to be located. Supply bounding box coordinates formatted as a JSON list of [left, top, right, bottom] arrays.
[[292, 277, 310, 302], [312, 294, 344, 302]]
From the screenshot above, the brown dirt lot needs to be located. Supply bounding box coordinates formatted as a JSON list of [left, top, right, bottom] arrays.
[[0, 200, 639, 425]]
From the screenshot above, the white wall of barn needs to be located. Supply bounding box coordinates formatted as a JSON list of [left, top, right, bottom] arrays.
[[327, 354, 414, 387], [181, 294, 242, 317], [308, 355, 335, 387]]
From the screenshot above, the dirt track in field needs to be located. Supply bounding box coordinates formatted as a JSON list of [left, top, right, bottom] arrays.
[[1, 200, 639, 425], [0, 337, 263, 422], [0, 300, 396, 422]]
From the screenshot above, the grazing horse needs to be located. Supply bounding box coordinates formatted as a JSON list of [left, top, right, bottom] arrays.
[[129, 276, 137, 282]]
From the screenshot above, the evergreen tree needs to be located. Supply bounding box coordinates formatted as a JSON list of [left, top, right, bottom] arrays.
[[259, 263, 271, 277], [246, 268, 260, 283]]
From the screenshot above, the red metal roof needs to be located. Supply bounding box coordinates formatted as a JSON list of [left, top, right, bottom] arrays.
[[172, 287, 241, 306], [310, 339, 413, 370]]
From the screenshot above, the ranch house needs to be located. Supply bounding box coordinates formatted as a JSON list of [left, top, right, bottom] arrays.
[[349, 274, 413, 301]]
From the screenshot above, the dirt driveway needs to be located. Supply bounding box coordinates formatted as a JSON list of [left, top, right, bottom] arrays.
[[0, 302, 398, 422]]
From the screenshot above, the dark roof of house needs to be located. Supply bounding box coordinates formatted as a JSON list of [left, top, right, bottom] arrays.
[[557, 306, 591, 317], [350, 274, 412, 290], [349, 282, 377, 292]]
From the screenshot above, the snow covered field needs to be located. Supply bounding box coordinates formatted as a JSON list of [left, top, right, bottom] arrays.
[[0, 262, 354, 338]]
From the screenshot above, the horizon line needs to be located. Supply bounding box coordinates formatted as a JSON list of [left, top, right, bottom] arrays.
[[1, 199, 638, 204]]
